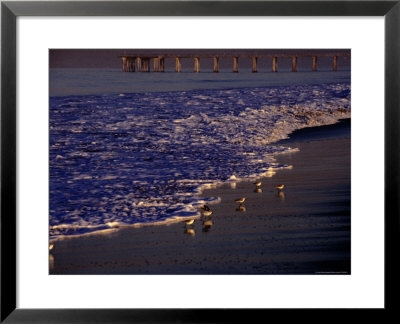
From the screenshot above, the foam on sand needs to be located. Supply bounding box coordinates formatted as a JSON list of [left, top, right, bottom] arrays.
[[50, 82, 350, 240]]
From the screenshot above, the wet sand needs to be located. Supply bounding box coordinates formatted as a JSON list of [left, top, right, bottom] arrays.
[[50, 119, 350, 274]]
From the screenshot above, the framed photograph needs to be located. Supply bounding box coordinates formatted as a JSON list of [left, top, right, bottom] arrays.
[[48, 47, 352, 276], [1, 0, 399, 322]]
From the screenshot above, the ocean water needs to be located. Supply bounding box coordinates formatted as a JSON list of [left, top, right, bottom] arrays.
[[49, 69, 351, 240]]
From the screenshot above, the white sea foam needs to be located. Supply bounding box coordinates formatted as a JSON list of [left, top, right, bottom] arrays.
[[50, 82, 350, 239]]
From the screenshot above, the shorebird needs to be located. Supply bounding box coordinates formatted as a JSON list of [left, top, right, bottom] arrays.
[[49, 244, 54, 251], [184, 228, 195, 236], [253, 181, 262, 187], [202, 204, 211, 211], [234, 197, 246, 204], [276, 184, 285, 191], [201, 205, 213, 217], [184, 219, 195, 226]]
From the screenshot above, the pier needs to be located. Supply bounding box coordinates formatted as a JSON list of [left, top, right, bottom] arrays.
[[120, 52, 349, 73]]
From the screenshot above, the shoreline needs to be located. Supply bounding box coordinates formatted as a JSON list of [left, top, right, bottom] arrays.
[[49, 117, 350, 243], [50, 118, 350, 274]]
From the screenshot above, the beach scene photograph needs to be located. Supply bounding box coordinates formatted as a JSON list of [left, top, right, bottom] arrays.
[[49, 49, 351, 274]]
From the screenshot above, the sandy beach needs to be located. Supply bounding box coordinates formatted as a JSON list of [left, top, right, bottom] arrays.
[[50, 119, 350, 275]]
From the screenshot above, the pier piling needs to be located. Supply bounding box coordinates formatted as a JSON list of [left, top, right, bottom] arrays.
[[120, 52, 348, 73], [252, 57, 258, 73], [143, 58, 150, 72], [153, 58, 160, 72], [175, 57, 181, 72], [122, 56, 135, 72], [292, 56, 297, 72], [272, 56, 278, 72], [233, 57, 239, 73], [312, 56, 318, 71], [129, 58, 135, 72], [122, 57, 127, 72], [153, 57, 165, 72], [333, 55, 338, 71], [160, 58, 165, 72], [213, 57, 219, 73], [136, 57, 142, 72], [194, 57, 200, 73]]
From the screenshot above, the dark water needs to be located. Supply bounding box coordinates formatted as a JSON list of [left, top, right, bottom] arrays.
[[50, 68, 350, 96], [49, 69, 351, 240]]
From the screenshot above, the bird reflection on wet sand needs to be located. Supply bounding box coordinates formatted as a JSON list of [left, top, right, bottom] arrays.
[[184, 228, 196, 236], [49, 244, 55, 271], [202, 219, 213, 232], [276, 191, 285, 201], [49, 254, 55, 271], [236, 205, 246, 212]]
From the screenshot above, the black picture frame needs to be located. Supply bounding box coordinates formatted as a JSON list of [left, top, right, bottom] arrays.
[[1, 1, 399, 322]]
